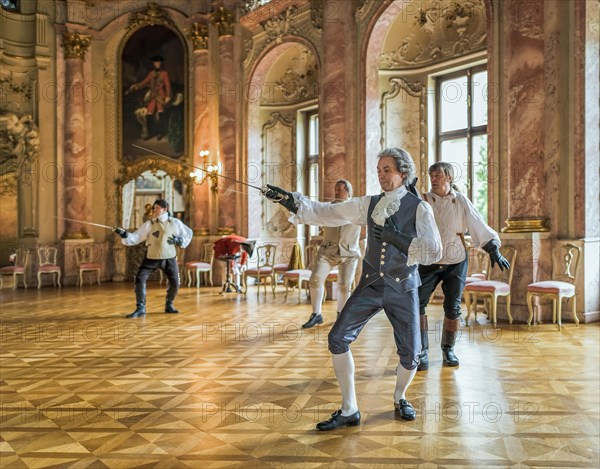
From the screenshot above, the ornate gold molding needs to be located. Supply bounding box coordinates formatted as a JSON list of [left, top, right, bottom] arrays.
[[379, 0, 486, 69], [262, 5, 298, 43], [127, 2, 175, 31], [187, 23, 209, 50], [0, 72, 33, 102], [501, 217, 550, 233], [62, 33, 91, 60], [62, 231, 90, 240], [116, 157, 193, 187], [310, 0, 324, 30], [211, 6, 235, 37]]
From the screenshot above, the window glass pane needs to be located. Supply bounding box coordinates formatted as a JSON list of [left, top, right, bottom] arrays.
[[472, 71, 488, 127], [440, 77, 468, 132], [309, 114, 319, 156], [440, 138, 468, 194], [309, 163, 319, 236], [472, 134, 488, 221]]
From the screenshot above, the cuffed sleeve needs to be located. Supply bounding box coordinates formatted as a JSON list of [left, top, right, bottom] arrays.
[[289, 194, 369, 227], [173, 219, 193, 248], [121, 221, 151, 246], [407, 202, 443, 266]]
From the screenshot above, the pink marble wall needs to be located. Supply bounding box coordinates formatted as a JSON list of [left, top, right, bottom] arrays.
[[63, 57, 88, 237], [320, 0, 350, 201], [503, 0, 546, 222], [192, 49, 210, 233], [217, 35, 237, 231]]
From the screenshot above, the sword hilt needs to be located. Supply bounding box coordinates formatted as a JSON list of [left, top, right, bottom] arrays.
[[261, 185, 284, 202]]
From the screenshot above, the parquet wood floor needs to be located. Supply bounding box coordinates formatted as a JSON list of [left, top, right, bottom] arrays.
[[1, 283, 598, 468]]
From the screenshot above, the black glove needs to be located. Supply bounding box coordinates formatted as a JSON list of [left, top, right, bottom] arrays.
[[167, 235, 184, 247], [370, 218, 413, 254], [114, 227, 128, 239], [407, 177, 419, 197], [264, 184, 298, 214], [482, 240, 510, 271]]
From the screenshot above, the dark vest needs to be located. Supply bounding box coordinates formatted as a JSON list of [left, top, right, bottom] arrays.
[[355, 192, 422, 294]]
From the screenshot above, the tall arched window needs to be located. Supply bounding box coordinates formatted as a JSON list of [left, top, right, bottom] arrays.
[[435, 64, 488, 219]]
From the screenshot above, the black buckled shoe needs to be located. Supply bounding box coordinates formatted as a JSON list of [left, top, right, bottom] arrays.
[[394, 399, 416, 421], [302, 313, 323, 329], [316, 409, 361, 431], [165, 301, 179, 314]]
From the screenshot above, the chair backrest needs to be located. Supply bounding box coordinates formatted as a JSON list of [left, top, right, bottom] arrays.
[[489, 245, 517, 285], [75, 245, 97, 265], [202, 242, 215, 264], [37, 246, 58, 267], [468, 246, 491, 279], [253, 244, 277, 271], [551, 243, 581, 285], [12, 248, 30, 269]]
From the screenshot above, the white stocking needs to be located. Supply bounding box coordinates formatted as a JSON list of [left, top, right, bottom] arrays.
[[332, 351, 358, 415], [309, 284, 325, 317], [394, 364, 416, 403], [336, 286, 351, 313]]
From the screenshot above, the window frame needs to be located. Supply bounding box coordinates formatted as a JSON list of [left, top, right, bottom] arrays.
[[435, 64, 488, 205]]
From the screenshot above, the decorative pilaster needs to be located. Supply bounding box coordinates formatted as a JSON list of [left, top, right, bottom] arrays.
[[62, 32, 91, 238], [320, 0, 353, 201], [211, 7, 237, 232], [187, 22, 211, 235]]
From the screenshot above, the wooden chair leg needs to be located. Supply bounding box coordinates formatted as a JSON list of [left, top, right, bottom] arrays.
[[38, 272, 42, 289], [572, 295, 579, 326], [527, 292, 534, 326], [506, 294, 513, 324], [57, 271, 61, 288], [491, 296, 497, 328], [556, 295, 562, 331], [464, 292, 472, 326], [196, 270, 201, 288]]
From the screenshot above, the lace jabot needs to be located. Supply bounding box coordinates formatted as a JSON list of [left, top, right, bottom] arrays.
[[370, 186, 407, 226]]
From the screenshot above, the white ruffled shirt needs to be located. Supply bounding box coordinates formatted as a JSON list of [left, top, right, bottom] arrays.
[[422, 189, 500, 264], [290, 186, 442, 266], [121, 212, 193, 249]]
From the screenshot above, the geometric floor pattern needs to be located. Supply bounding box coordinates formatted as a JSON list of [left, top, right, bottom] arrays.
[[1, 282, 599, 468]]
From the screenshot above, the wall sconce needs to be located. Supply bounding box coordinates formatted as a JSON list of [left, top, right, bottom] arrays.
[[190, 150, 219, 194]]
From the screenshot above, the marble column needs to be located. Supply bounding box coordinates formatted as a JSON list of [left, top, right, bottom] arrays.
[[212, 7, 237, 233], [320, 0, 352, 201], [189, 23, 211, 237], [61, 32, 91, 239]]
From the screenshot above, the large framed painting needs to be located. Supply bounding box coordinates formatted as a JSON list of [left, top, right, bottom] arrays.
[[121, 25, 185, 161]]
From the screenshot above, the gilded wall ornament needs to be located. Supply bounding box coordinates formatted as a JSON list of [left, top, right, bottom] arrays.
[[262, 5, 298, 44], [211, 6, 235, 37], [62, 32, 91, 60], [127, 2, 175, 30], [0, 111, 39, 176], [379, 0, 486, 69], [310, 0, 324, 30], [187, 23, 209, 50], [0, 72, 33, 102], [271, 48, 318, 104]]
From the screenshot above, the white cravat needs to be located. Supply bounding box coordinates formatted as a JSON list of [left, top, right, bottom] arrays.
[[370, 186, 407, 226]]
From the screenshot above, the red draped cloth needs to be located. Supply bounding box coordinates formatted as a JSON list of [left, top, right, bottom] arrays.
[[213, 235, 250, 265]]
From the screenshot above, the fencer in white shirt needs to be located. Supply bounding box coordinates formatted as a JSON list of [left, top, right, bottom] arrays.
[[416, 162, 510, 370]]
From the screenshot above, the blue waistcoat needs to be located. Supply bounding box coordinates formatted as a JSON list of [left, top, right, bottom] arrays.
[[355, 192, 422, 294]]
